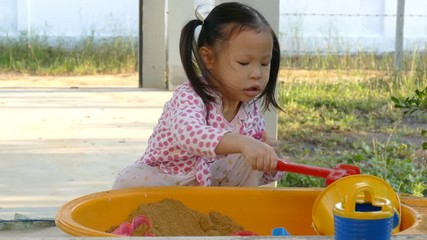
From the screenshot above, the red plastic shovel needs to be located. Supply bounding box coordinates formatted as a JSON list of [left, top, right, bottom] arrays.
[[276, 160, 360, 186]]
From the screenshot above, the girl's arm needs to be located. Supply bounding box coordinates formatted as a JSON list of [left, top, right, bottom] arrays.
[[215, 132, 278, 172]]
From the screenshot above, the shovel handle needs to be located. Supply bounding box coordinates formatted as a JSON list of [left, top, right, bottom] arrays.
[[276, 160, 332, 178]]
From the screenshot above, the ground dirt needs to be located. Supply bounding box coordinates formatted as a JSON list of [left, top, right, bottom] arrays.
[[0, 69, 383, 88], [0, 73, 139, 88]]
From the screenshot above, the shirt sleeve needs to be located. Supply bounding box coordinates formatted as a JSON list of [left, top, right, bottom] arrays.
[[168, 87, 228, 158]]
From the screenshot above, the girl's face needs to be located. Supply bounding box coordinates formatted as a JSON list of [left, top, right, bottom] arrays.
[[207, 29, 273, 105]]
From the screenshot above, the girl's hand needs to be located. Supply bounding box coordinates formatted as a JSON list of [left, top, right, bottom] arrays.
[[215, 132, 280, 173], [240, 137, 278, 173]]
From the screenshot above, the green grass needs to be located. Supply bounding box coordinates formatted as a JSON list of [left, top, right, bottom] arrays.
[[276, 53, 427, 196], [0, 32, 138, 75]]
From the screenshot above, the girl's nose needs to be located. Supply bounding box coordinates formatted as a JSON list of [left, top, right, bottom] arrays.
[[250, 66, 262, 80]]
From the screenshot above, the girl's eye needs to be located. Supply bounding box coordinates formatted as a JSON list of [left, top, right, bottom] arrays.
[[261, 63, 270, 67], [237, 61, 249, 66]]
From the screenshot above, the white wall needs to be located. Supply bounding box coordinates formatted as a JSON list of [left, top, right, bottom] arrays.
[[0, 0, 138, 37], [0, 0, 426, 52]]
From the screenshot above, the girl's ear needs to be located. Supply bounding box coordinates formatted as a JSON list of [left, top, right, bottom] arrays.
[[198, 46, 214, 70]]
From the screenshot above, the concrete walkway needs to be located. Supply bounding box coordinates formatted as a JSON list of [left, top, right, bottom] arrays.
[[0, 87, 172, 224]]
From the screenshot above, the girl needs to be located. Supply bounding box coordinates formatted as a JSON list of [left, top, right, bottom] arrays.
[[113, 2, 284, 188]]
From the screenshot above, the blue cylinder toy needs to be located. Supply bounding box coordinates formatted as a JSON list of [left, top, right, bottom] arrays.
[[333, 184, 398, 240]]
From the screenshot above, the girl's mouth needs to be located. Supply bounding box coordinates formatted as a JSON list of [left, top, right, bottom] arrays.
[[243, 86, 261, 97]]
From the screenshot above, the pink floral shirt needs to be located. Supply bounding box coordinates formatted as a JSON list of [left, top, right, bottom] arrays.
[[137, 81, 283, 186]]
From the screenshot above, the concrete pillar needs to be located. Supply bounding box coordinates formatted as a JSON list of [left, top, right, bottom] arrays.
[[220, 0, 280, 139], [167, 0, 195, 90], [394, 0, 405, 70], [142, 0, 166, 89]]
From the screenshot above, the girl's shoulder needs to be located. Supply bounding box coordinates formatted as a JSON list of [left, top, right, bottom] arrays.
[[171, 81, 201, 99], [174, 81, 195, 93], [168, 81, 206, 108]]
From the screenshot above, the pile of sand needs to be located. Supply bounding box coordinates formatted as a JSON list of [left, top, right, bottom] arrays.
[[110, 198, 247, 236]]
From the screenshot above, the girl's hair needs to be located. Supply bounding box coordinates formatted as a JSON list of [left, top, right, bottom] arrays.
[[179, 2, 282, 112]]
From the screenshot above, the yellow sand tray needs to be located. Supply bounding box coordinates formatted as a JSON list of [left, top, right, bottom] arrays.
[[55, 186, 426, 237], [397, 193, 427, 235]]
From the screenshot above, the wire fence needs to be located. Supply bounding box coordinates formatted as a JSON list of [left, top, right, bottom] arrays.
[[278, 10, 427, 72]]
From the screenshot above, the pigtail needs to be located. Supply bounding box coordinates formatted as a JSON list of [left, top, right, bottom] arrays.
[[179, 20, 201, 88], [179, 19, 215, 120]]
